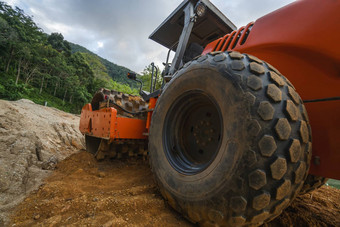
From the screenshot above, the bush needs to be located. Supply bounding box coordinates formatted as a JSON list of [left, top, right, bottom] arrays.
[[0, 76, 26, 100]]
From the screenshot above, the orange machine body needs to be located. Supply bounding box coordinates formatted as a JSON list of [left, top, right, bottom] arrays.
[[203, 0, 340, 179], [146, 97, 157, 131], [79, 103, 147, 140], [79, 96, 158, 142]]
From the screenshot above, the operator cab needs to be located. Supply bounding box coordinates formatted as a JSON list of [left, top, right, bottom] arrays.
[[129, 0, 236, 101]]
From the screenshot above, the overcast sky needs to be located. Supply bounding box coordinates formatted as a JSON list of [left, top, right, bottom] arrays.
[[4, 0, 294, 73]]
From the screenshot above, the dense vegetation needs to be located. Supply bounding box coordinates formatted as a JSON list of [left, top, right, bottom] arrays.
[[70, 43, 164, 95], [70, 43, 138, 88], [0, 1, 148, 113]]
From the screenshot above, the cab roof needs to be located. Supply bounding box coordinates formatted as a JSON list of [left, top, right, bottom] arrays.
[[149, 0, 236, 51]]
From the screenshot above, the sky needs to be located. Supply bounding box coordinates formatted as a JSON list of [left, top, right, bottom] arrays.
[[4, 0, 295, 73]]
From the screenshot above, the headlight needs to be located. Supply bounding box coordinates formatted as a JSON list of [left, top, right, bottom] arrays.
[[195, 2, 206, 17]]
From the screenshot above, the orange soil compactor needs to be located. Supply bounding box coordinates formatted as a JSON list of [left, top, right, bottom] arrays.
[[80, 0, 340, 226]]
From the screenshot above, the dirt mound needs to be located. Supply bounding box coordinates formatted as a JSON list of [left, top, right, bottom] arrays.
[[0, 99, 84, 225], [10, 152, 340, 227]]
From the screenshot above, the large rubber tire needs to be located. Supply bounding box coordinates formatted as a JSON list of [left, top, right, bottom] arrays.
[[149, 51, 312, 226], [300, 174, 328, 194]]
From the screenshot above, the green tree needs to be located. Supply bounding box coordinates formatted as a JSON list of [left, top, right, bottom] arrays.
[[139, 63, 163, 92], [47, 32, 71, 56]]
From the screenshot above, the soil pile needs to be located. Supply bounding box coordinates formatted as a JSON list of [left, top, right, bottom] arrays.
[[0, 99, 84, 225], [10, 151, 340, 227]]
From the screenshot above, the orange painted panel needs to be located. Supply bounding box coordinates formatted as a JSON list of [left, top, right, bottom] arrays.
[[79, 104, 116, 139], [115, 117, 147, 139], [305, 100, 340, 179], [146, 97, 157, 130], [79, 104, 147, 140]]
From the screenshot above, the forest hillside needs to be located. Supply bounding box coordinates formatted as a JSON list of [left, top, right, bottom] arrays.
[[0, 1, 141, 113]]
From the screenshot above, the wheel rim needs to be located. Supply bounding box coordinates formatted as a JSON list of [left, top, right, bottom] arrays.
[[163, 90, 223, 175]]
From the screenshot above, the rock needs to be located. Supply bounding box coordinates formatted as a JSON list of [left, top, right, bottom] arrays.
[[41, 156, 59, 170], [18, 99, 35, 104], [98, 172, 106, 178], [103, 221, 114, 227], [0, 167, 10, 193], [71, 138, 84, 150], [96, 151, 105, 160], [33, 214, 40, 220], [74, 169, 84, 176]]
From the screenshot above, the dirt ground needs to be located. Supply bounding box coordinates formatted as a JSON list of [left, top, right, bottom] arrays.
[[0, 99, 83, 225], [10, 151, 340, 227]]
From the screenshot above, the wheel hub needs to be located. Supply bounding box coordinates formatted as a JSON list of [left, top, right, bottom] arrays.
[[193, 119, 217, 148], [163, 91, 223, 175]]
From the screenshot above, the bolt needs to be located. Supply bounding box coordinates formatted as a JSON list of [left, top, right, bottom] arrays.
[[193, 133, 197, 136], [206, 121, 211, 126], [314, 156, 320, 166], [210, 129, 214, 133], [196, 140, 200, 144], [200, 120, 204, 125], [208, 138, 212, 142]]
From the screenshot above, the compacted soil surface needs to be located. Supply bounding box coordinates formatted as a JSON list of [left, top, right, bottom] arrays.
[[10, 151, 340, 227]]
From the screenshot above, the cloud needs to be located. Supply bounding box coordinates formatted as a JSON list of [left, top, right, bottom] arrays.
[[4, 0, 18, 7], [213, 0, 295, 26], [97, 42, 103, 48], [3, 0, 294, 73]]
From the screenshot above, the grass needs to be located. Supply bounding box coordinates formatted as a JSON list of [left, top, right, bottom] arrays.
[[21, 86, 78, 113], [326, 179, 340, 189]]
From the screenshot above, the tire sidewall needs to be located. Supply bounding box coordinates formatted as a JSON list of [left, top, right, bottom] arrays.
[[149, 63, 250, 201]]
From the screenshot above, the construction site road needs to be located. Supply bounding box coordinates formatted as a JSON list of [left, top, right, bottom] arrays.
[[10, 151, 340, 227]]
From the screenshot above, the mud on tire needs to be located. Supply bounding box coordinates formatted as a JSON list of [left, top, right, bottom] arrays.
[[149, 51, 312, 226], [300, 174, 328, 194]]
